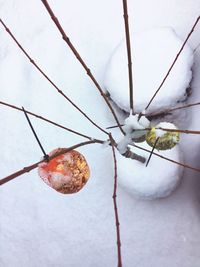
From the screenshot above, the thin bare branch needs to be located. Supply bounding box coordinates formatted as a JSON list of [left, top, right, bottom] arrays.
[[133, 144, 200, 173], [0, 19, 108, 136], [22, 106, 49, 160], [110, 137, 146, 163], [106, 124, 123, 130], [136, 127, 200, 136], [106, 101, 200, 128], [146, 101, 200, 118], [0, 101, 93, 140], [122, 147, 146, 163], [146, 138, 159, 167], [110, 135, 122, 267], [145, 16, 200, 110], [40, 0, 125, 135], [107, 123, 200, 136], [122, 0, 134, 113], [130, 127, 200, 136], [0, 139, 103, 186], [158, 127, 200, 135], [1, 100, 146, 163]]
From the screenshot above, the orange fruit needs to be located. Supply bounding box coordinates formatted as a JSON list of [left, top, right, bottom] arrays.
[[38, 148, 90, 194]]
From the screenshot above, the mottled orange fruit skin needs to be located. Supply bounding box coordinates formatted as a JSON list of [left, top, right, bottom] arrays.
[[38, 148, 90, 194]]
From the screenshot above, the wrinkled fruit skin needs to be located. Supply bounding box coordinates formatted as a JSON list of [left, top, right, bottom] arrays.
[[146, 127, 180, 150], [38, 148, 90, 194]]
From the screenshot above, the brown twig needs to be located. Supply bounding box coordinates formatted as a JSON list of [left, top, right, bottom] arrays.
[[110, 135, 122, 267], [145, 15, 200, 110], [133, 144, 200, 173], [106, 101, 200, 128], [0, 139, 103, 186], [131, 127, 200, 136], [106, 124, 123, 130], [1, 101, 146, 163], [146, 101, 200, 118], [122, 147, 146, 163], [122, 0, 134, 114], [158, 127, 200, 135], [40, 0, 125, 135], [111, 137, 146, 163], [0, 101, 92, 140], [22, 106, 49, 160], [139, 127, 200, 136], [0, 19, 108, 136], [107, 123, 200, 136]]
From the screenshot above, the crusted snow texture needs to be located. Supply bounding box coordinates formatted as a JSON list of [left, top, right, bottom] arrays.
[[124, 114, 150, 133], [116, 142, 183, 200], [117, 114, 150, 154], [155, 122, 178, 138], [104, 27, 194, 113]]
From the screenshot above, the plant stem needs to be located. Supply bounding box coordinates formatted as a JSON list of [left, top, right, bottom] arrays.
[[0, 19, 108, 136], [110, 134, 122, 267], [0, 101, 93, 140], [146, 138, 159, 167], [0, 101, 146, 164], [146, 101, 200, 118], [0, 139, 103, 186], [106, 101, 200, 129], [107, 124, 200, 136], [22, 107, 48, 160], [122, 0, 134, 114], [133, 127, 200, 136], [133, 144, 200, 173], [157, 128, 200, 135], [40, 0, 125, 135], [122, 147, 146, 163], [141, 127, 200, 136]]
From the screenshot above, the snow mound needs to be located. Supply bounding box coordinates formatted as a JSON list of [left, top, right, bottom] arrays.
[[104, 27, 194, 113], [116, 142, 183, 199]]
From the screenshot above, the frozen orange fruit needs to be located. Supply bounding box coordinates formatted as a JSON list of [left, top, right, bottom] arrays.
[[38, 148, 90, 194]]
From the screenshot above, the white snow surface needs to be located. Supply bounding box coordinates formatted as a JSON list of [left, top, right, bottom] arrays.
[[124, 114, 150, 133], [116, 142, 183, 199], [105, 27, 194, 113], [117, 114, 150, 154], [155, 122, 178, 138], [0, 1, 200, 267]]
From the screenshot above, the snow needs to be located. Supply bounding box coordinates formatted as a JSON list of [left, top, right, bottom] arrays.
[[155, 128, 167, 138], [117, 114, 150, 154], [117, 135, 132, 154], [124, 114, 150, 132], [0, 0, 200, 267], [138, 115, 150, 128], [116, 142, 183, 199], [105, 27, 194, 113]]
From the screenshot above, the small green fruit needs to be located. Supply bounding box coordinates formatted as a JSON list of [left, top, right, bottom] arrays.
[[146, 123, 180, 150]]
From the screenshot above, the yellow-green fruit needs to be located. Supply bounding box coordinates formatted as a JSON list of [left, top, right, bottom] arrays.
[[146, 123, 180, 150]]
